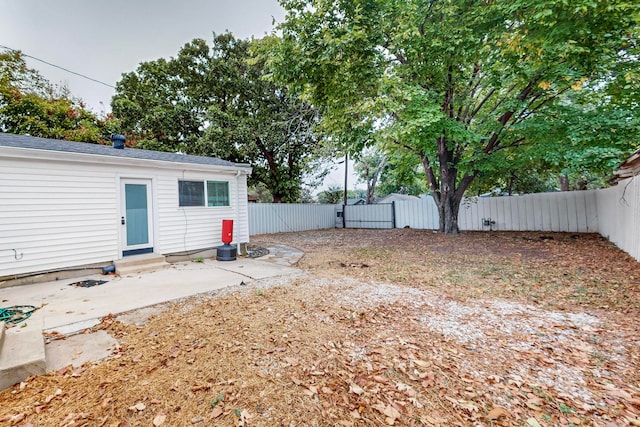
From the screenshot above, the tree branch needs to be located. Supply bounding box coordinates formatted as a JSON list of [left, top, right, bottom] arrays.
[[483, 78, 539, 153], [421, 153, 441, 204], [481, 82, 516, 119], [254, 136, 277, 176], [455, 171, 478, 201], [467, 87, 496, 123]]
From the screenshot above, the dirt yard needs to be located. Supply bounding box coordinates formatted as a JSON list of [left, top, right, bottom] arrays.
[[1, 229, 639, 426]]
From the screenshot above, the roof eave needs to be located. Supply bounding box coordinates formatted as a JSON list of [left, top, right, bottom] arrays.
[[0, 145, 252, 174]]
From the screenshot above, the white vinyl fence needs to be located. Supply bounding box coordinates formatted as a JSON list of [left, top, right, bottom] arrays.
[[458, 190, 599, 232], [343, 203, 395, 229], [346, 191, 599, 232], [248, 203, 336, 235], [248, 178, 640, 262], [395, 198, 439, 229], [596, 177, 640, 261]]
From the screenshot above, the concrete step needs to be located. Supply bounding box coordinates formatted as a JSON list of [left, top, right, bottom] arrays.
[[116, 262, 172, 277], [115, 254, 170, 277], [0, 311, 46, 390], [0, 322, 5, 349], [115, 253, 167, 268]]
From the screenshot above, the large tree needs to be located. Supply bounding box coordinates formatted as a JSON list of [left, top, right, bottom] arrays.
[[354, 148, 429, 201], [270, 0, 639, 233], [354, 149, 387, 203], [112, 33, 324, 203], [0, 50, 110, 142]]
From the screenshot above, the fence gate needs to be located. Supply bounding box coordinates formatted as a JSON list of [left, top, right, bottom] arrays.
[[342, 202, 396, 229]]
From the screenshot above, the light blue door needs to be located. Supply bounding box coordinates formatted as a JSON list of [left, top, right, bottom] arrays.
[[125, 184, 149, 246], [122, 179, 153, 254]]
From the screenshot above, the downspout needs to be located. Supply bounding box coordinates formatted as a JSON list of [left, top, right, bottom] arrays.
[[236, 170, 241, 254]]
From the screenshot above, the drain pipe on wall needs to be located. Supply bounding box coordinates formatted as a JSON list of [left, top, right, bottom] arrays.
[[235, 170, 241, 255]]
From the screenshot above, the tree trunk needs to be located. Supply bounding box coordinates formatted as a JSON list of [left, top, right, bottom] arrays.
[[438, 168, 466, 234], [441, 191, 463, 234], [507, 172, 515, 196], [366, 156, 386, 204], [559, 174, 569, 191], [421, 139, 476, 235]]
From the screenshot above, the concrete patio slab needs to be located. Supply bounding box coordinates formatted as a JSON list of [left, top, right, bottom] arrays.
[[45, 330, 119, 372], [0, 309, 45, 389], [0, 257, 301, 335], [0, 250, 303, 388]]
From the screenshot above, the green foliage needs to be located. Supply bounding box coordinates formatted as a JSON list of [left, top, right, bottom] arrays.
[[248, 183, 274, 203], [357, 148, 428, 198], [316, 186, 363, 204], [354, 148, 387, 202], [112, 33, 325, 203], [0, 49, 111, 143], [317, 185, 344, 204], [299, 187, 316, 204], [271, 0, 640, 232]]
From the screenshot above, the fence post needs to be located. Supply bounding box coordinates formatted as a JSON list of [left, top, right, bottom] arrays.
[[391, 201, 396, 229], [342, 204, 346, 229]]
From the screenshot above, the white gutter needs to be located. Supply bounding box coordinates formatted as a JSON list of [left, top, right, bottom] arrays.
[[0, 146, 253, 175]]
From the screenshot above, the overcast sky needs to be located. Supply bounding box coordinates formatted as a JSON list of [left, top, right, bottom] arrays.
[[0, 0, 359, 192], [0, 0, 284, 114]]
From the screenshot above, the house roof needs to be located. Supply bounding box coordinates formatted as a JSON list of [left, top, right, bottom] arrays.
[[0, 132, 250, 169], [377, 193, 420, 203], [346, 198, 366, 205]]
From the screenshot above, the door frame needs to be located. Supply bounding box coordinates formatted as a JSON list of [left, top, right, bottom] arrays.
[[119, 178, 155, 257]]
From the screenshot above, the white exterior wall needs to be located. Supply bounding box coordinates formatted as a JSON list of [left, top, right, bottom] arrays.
[[1, 147, 250, 278], [154, 169, 249, 254], [1, 157, 119, 276], [234, 173, 250, 245]]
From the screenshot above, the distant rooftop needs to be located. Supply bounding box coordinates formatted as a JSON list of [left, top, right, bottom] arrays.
[[377, 193, 420, 203], [0, 132, 249, 169]]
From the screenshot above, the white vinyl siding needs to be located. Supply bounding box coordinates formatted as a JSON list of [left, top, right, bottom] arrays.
[[0, 160, 118, 276], [155, 174, 241, 254], [1, 148, 251, 278], [234, 173, 250, 243]]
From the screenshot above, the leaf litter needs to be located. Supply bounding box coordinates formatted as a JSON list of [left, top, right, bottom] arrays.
[[0, 229, 638, 426]]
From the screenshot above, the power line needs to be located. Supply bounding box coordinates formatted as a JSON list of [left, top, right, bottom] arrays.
[[0, 44, 115, 89]]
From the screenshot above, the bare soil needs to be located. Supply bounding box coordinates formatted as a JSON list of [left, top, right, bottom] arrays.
[[1, 229, 639, 427]]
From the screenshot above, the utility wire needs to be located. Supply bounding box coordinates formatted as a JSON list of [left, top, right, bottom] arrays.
[[0, 44, 115, 89]]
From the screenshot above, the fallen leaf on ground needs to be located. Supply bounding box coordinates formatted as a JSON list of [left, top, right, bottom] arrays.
[[486, 406, 510, 420], [129, 403, 146, 412], [527, 418, 543, 427], [211, 406, 224, 418]]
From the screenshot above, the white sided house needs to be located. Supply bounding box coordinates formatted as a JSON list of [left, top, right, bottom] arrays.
[[0, 133, 252, 285]]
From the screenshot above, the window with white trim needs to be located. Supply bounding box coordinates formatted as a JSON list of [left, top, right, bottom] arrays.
[[207, 181, 230, 206], [179, 180, 230, 207]]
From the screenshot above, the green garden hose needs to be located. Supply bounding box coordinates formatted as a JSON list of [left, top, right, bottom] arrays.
[[0, 305, 37, 325]]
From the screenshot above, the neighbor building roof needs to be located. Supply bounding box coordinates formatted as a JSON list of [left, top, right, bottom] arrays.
[[0, 132, 250, 169], [612, 149, 640, 183], [377, 193, 420, 203]]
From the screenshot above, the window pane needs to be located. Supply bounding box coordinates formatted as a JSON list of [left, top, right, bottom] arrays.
[[207, 181, 229, 206], [179, 181, 205, 207], [125, 184, 149, 246]]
